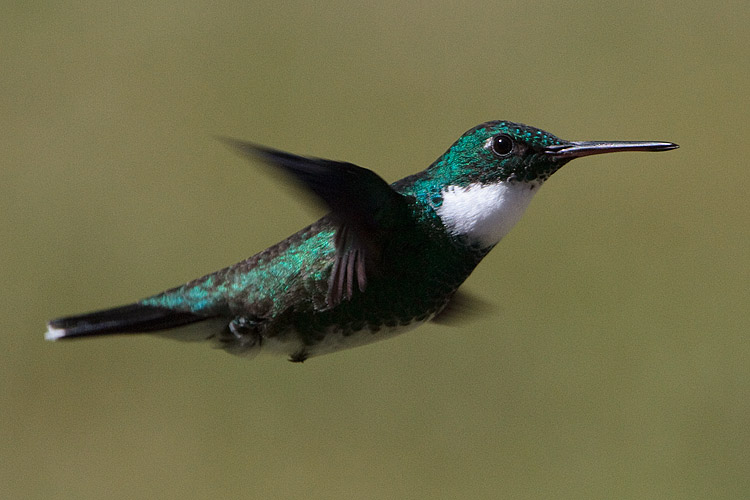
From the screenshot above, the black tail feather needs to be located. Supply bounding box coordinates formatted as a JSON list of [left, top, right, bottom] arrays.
[[46, 303, 208, 340]]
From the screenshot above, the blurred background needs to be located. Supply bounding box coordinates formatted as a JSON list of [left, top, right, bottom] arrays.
[[2, 1, 748, 498]]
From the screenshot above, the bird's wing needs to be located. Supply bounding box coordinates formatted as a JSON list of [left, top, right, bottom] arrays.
[[219, 138, 410, 307]]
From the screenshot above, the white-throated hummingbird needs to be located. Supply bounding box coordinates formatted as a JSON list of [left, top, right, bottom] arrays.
[[45, 121, 677, 362]]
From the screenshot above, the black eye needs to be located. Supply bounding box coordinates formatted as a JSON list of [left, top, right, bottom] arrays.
[[491, 134, 513, 156]]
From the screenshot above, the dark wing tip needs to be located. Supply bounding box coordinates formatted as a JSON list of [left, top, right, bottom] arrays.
[[431, 290, 494, 325], [215, 136, 283, 162]]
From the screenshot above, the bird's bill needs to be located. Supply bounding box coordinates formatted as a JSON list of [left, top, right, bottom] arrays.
[[546, 140, 679, 158]]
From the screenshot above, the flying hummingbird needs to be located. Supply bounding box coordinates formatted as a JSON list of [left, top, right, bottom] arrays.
[[45, 121, 678, 362]]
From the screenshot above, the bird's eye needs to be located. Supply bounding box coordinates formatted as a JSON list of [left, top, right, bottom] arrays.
[[490, 134, 513, 156]]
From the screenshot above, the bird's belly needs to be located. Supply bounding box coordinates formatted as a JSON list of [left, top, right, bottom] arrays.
[[263, 319, 430, 360]]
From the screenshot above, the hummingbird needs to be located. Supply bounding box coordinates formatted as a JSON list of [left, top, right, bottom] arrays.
[[45, 121, 677, 362]]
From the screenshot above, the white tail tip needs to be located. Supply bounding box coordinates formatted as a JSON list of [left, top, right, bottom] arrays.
[[45, 325, 67, 341]]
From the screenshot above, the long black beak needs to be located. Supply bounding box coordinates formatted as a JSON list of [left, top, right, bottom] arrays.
[[546, 140, 678, 158]]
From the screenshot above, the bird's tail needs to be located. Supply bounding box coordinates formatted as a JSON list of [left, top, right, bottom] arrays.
[[45, 303, 210, 341]]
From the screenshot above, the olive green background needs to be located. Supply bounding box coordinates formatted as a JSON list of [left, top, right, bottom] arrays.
[[3, 1, 748, 498]]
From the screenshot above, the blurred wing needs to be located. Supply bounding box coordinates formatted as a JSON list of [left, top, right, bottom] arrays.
[[219, 137, 409, 306], [430, 289, 493, 325]]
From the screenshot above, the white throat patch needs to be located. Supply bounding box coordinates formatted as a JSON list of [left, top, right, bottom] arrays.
[[435, 181, 540, 247]]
